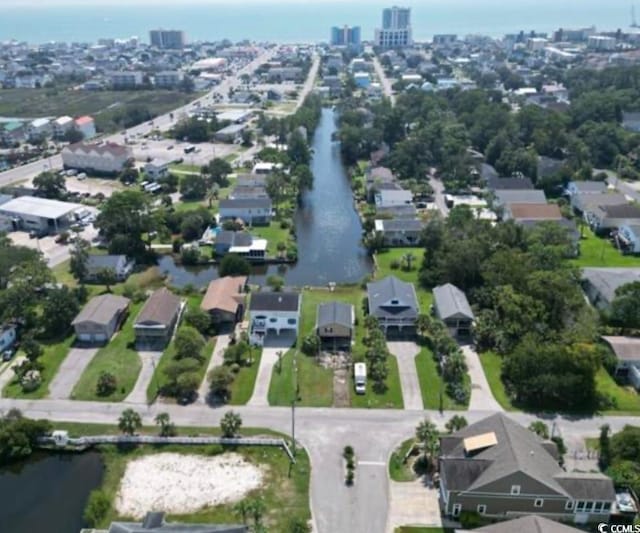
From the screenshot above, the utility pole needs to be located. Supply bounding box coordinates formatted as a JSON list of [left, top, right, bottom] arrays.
[[291, 350, 298, 457]]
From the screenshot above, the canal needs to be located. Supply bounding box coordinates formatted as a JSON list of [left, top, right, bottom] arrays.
[[0, 451, 103, 532], [159, 107, 372, 288]]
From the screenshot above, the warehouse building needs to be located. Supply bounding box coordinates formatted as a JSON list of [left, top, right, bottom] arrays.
[[0, 196, 84, 234]]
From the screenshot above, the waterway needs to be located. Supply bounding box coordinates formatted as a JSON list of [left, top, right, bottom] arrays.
[[159, 107, 372, 289], [0, 451, 104, 533]]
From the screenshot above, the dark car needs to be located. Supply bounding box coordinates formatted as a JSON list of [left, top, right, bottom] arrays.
[[2, 348, 15, 362]]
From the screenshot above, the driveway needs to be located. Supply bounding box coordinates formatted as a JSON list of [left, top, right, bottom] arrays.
[[247, 346, 281, 407], [48, 346, 98, 400], [386, 478, 442, 532], [197, 334, 230, 403], [387, 342, 422, 410], [0, 356, 23, 397], [124, 351, 162, 404], [460, 344, 503, 412]]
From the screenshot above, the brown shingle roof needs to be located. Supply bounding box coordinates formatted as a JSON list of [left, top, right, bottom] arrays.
[[72, 294, 130, 327], [135, 288, 181, 327], [508, 203, 562, 220], [201, 276, 247, 314]]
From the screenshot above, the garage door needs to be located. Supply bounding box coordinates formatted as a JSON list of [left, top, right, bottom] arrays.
[[78, 333, 92, 342], [93, 334, 107, 343]]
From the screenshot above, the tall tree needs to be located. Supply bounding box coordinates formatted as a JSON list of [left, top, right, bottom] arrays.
[[33, 171, 66, 200]]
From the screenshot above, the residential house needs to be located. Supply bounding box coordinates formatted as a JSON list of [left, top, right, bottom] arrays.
[[249, 292, 301, 346], [53, 116, 74, 138], [433, 283, 474, 337], [439, 413, 616, 524], [219, 198, 272, 225], [108, 70, 144, 89], [229, 186, 269, 200], [375, 189, 413, 208], [480, 163, 499, 183], [200, 276, 247, 325], [617, 224, 640, 254], [236, 174, 268, 187], [486, 177, 534, 191], [252, 162, 277, 176], [503, 203, 563, 222], [475, 515, 583, 533], [316, 301, 355, 350], [374, 218, 424, 246], [62, 142, 133, 175], [106, 511, 247, 533], [581, 268, 640, 309], [603, 336, 640, 389], [134, 288, 183, 349], [0, 121, 26, 145], [354, 72, 371, 88], [213, 231, 267, 261], [0, 324, 17, 353], [322, 75, 342, 97], [493, 189, 547, 210], [27, 118, 51, 141], [144, 159, 170, 180], [85, 255, 134, 282], [72, 294, 130, 344], [214, 123, 246, 143], [537, 156, 565, 183], [377, 204, 419, 219], [565, 181, 608, 210], [154, 70, 183, 89], [74, 116, 96, 139], [586, 204, 640, 233], [570, 191, 625, 214], [622, 111, 640, 133], [367, 276, 419, 337]]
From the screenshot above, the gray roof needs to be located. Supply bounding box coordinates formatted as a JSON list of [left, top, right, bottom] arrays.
[[537, 156, 565, 179], [569, 180, 607, 194], [518, 218, 580, 243], [433, 283, 474, 321], [216, 231, 253, 247], [215, 123, 246, 135], [476, 515, 582, 533], [480, 163, 499, 182], [597, 203, 640, 219], [603, 336, 640, 362], [378, 218, 425, 232], [580, 192, 628, 210], [582, 268, 640, 303], [487, 177, 534, 191], [0, 195, 82, 219], [495, 189, 547, 205], [317, 301, 354, 329], [368, 166, 395, 181], [367, 276, 419, 318], [250, 291, 300, 312], [377, 204, 418, 218], [219, 198, 272, 210], [72, 294, 130, 327], [135, 288, 181, 327], [230, 185, 268, 199], [87, 254, 126, 270], [439, 413, 613, 499], [0, 194, 13, 206]]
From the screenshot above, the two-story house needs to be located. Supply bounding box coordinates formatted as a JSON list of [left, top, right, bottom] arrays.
[[433, 283, 474, 337], [374, 218, 424, 247], [316, 301, 355, 350], [367, 276, 419, 337], [439, 413, 616, 525], [249, 292, 301, 346], [219, 198, 272, 226]]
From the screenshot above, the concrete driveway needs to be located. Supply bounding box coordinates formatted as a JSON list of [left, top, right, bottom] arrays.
[[124, 351, 161, 404], [49, 346, 98, 400], [197, 334, 230, 403], [387, 342, 423, 411], [386, 478, 442, 532], [461, 344, 503, 412], [247, 346, 281, 407]]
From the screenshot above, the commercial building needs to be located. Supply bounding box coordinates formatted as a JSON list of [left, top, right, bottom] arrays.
[[375, 6, 413, 48], [154, 71, 184, 89], [53, 116, 74, 138], [62, 142, 133, 175], [0, 196, 84, 234], [149, 29, 186, 49], [108, 71, 144, 89], [588, 35, 617, 51], [330, 25, 362, 50]]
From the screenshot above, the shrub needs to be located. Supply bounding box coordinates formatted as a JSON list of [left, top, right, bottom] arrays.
[[343, 445, 354, 459], [346, 457, 355, 470], [83, 489, 110, 527], [345, 470, 354, 486], [390, 259, 400, 270], [172, 237, 183, 254], [96, 371, 117, 396], [230, 363, 241, 374], [459, 511, 485, 529], [280, 219, 290, 229]]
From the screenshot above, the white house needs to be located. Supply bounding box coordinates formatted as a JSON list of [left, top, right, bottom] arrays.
[[375, 189, 413, 208], [252, 162, 277, 176], [617, 224, 640, 254], [62, 142, 133, 175], [604, 337, 640, 389], [218, 198, 272, 225], [74, 116, 96, 139], [0, 324, 17, 353], [109, 71, 144, 88], [144, 158, 170, 180], [85, 254, 134, 282], [53, 116, 74, 138], [27, 118, 51, 141], [249, 292, 301, 346]]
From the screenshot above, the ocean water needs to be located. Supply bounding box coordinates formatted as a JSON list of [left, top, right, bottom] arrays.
[[0, 0, 634, 45]]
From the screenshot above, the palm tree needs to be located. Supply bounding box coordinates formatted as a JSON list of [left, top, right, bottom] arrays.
[[402, 252, 416, 271], [416, 314, 434, 339], [247, 497, 266, 527], [233, 500, 251, 524], [445, 415, 468, 434], [415, 419, 439, 471], [220, 410, 242, 438], [154, 412, 176, 437], [118, 408, 142, 436]]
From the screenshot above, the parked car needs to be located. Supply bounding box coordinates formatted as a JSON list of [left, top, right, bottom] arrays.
[[2, 348, 15, 362], [77, 173, 87, 181]]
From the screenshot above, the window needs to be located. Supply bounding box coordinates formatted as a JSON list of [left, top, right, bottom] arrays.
[[477, 505, 486, 515], [603, 502, 612, 511], [287, 318, 297, 325], [269, 318, 277, 323], [510, 485, 521, 495], [592, 502, 603, 513], [534, 499, 544, 508], [452, 504, 461, 517], [576, 501, 587, 512], [565, 500, 574, 510], [391, 299, 399, 305]]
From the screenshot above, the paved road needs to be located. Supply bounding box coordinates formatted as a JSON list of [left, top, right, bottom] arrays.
[[124, 351, 162, 405], [603, 170, 640, 203], [429, 176, 449, 217], [460, 345, 504, 412], [295, 54, 321, 111], [48, 346, 98, 400], [387, 342, 422, 410], [197, 335, 229, 403], [372, 55, 396, 106], [247, 346, 282, 406]]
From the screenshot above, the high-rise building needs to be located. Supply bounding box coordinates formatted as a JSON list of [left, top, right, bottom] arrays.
[[149, 29, 186, 49], [375, 6, 412, 48], [330, 25, 362, 49]]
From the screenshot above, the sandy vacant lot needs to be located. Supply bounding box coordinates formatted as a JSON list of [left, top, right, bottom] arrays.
[[116, 452, 264, 518]]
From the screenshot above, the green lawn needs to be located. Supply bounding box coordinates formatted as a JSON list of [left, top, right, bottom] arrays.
[[228, 348, 262, 405], [375, 248, 433, 311], [71, 301, 144, 402], [2, 335, 75, 399], [351, 354, 404, 408], [389, 438, 417, 482], [571, 227, 640, 268], [251, 221, 295, 256], [173, 199, 207, 213], [597, 367, 640, 414], [478, 351, 517, 411], [415, 346, 468, 410]]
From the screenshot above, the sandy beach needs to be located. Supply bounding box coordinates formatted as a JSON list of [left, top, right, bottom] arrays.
[[116, 452, 264, 518]]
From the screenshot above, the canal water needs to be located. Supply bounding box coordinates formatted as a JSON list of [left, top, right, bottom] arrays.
[[0, 451, 103, 532], [159, 107, 372, 288]]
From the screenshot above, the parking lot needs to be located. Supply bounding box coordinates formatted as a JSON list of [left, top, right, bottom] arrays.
[[131, 138, 239, 167]]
